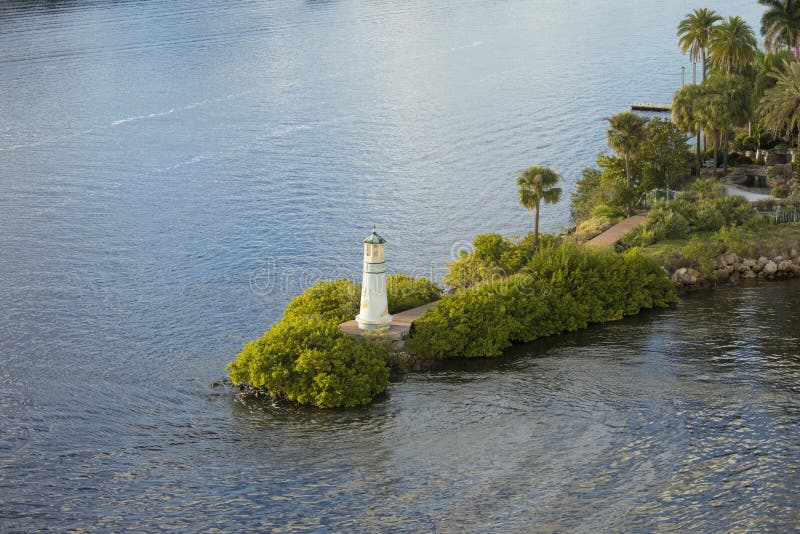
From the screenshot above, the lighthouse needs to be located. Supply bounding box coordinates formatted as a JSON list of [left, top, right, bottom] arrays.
[[356, 226, 392, 330]]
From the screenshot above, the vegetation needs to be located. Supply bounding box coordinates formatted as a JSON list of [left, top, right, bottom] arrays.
[[620, 196, 760, 248], [408, 240, 677, 359], [759, 0, 800, 53], [386, 273, 442, 314], [228, 316, 389, 408], [709, 16, 759, 73], [678, 8, 722, 81], [758, 62, 800, 149], [228, 274, 440, 408], [672, 83, 706, 169], [605, 112, 647, 216], [573, 124, 692, 222], [642, 222, 800, 279], [444, 232, 552, 290], [639, 118, 695, 190], [517, 166, 562, 250]]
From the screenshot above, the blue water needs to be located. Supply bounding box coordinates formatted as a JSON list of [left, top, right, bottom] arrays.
[[4, 0, 798, 531]]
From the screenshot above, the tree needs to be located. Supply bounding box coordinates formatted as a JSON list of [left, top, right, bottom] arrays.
[[753, 50, 795, 100], [678, 8, 722, 81], [517, 166, 562, 251], [570, 155, 634, 223], [759, 61, 800, 149], [699, 73, 754, 173], [709, 16, 758, 74], [759, 0, 800, 53], [639, 118, 694, 191], [605, 111, 646, 216], [672, 83, 706, 169]]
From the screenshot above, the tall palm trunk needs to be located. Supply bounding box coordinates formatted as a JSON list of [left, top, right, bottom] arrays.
[[533, 201, 540, 251], [722, 131, 729, 174], [696, 132, 702, 172], [712, 132, 719, 170], [701, 49, 707, 82]]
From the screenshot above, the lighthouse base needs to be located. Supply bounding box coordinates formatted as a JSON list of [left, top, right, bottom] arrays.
[[355, 314, 392, 331]]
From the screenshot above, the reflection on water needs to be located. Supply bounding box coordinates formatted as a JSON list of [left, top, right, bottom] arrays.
[[1, 0, 796, 531]]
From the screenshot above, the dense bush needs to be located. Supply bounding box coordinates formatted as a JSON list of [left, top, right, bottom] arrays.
[[284, 275, 441, 323], [407, 241, 676, 359], [386, 273, 441, 314], [284, 278, 360, 323], [444, 232, 560, 289], [227, 316, 389, 408], [773, 184, 791, 198], [620, 196, 760, 248], [689, 178, 726, 200], [571, 155, 639, 223], [732, 131, 757, 152], [231, 274, 440, 407]]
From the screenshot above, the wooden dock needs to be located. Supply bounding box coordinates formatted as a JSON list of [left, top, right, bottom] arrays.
[[339, 301, 438, 340], [631, 103, 672, 112]]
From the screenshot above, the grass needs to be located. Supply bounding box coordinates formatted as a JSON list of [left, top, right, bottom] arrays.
[[640, 223, 800, 277]]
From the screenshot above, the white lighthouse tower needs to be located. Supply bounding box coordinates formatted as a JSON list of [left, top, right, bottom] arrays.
[[356, 226, 392, 330]]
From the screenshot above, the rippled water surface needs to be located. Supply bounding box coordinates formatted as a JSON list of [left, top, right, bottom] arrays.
[[2, 0, 798, 531]]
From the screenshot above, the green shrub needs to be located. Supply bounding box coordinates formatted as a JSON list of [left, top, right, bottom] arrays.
[[732, 131, 757, 152], [284, 278, 360, 323], [657, 210, 690, 239], [690, 178, 726, 200], [233, 273, 440, 407], [227, 316, 390, 408], [407, 241, 676, 359], [692, 203, 726, 231], [681, 235, 725, 276], [284, 275, 441, 323], [386, 273, 441, 313], [622, 196, 760, 249], [773, 184, 791, 198], [444, 232, 560, 290], [407, 284, 515, 358]]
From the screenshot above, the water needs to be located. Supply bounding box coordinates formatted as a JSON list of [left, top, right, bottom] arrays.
[[2, 0, 797, 531]]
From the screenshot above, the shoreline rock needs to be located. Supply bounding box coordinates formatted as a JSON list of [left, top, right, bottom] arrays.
[[669, 251, 800, 291]]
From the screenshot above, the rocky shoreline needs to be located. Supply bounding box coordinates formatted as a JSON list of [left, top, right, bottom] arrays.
[[669, 251, 800, 291]]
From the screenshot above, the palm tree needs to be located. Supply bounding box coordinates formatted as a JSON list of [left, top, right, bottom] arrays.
[[517, 166, 562, 251], [759, 0, 800, 53], [754, 50, 794, 98], [605, 111, 646, 216], [709, 16, 759, 74], [672, 84, 706, 169], [759, 62, 800, 149], [700, 73, 753, 173], [678, 8, 722, 82]]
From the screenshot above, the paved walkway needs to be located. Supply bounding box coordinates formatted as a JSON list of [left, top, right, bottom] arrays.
[[339, 301, 439, 340], [723, 184, 772, 202], [586, 214, 648, 247]]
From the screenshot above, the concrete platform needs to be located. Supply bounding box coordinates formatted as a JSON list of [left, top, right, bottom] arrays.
[[631, 103, 672, 112], [339, 301, 439, 339]]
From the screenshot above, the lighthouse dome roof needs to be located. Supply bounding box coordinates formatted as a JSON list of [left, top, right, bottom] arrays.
[[363, 226, 386, 244]]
